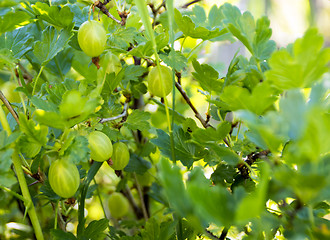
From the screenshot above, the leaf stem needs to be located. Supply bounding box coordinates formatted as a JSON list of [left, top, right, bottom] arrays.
[[186, 40, 204, 59], [0, 185, 26, 202], [93, 178, 107, 218], [166, 0, 177, 164], [54, 201, 58, 229], [77, 161, 103, 237], [32, 66, 44, 96], [12, 152, 45, 240]]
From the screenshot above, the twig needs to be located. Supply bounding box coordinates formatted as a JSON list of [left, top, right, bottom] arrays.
[[16, 63, 33, 84], [205, 229, 220, 240], [205, 226, 229, 240], [175, 81, 210, 128], [133, 173, 149, 221], [94, 0, 123, 25], [99, 102, 128, 123], [0, 90, 20, 125], [182, 0, 202, 8], [174, 80, 230, 147], [219, 227, 229, 240], [122, 185, 144, 219], [149, 1, 166, 27], [237, 150, 270, 178]]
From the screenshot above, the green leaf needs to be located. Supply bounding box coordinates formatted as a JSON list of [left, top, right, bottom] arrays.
[[236, 110, 287, 153], [174, 9, 226, 40], [50, 229, 77, 240], [40, 179, 61, 201], [0, 148, 14, 172], [33, 26, 73, 66], [63, 135, 90, 164], [32, 2, 74, 28], [187, 167, 235, 226], [141, 218, 160, 240], [128, 40, 154, 58], [192, 59, 223, 93], [0, 27, 33, 58], [103, 72, 123, 94], [151, 125, 206, 168], [220, 3, 275, 60], [265, 28, 330, 90], [84, 218, 109, 240], [192, 121, 231, 143], [19, 113, 48, 157], [34, 90, 101, 129], [46, 48, 73, 76], [124, 110, 150, 131], [122, 65, 146, 83], [67, 4, 89, 27], [0, 48, 16, 68], [109, 27, 138, 50], [158, 159, 193, 217], [253, 17, 276, 60], [207, 143, 241, 165], [220, 82, 277, 115], [236, 162, 270, 223], [211, 163, 236, 186], [124, 153, 151, 175], [72, 51, 98, 82], [43, 78, 79, 106], [0, 11, 31, 34], [0, 171, 16, 187], [0, 130, 20, 150], [159, 50, 187, 72]]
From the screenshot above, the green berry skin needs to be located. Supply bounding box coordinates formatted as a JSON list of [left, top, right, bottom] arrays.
[[88, 131, 113, 162], [48, 159, 80, 198], [100, 52, 122, 74], [111, 142, 130, 170], [108, 192, 129, 218], [148, 65, 173, 97], [78, 20, 107, 57]]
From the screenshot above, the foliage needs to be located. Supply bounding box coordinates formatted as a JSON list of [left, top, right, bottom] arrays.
[[0, 0, 329, 239]]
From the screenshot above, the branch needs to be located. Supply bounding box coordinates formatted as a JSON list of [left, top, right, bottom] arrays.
[[148, 1, 166, 27], [175, 82, 210, 128], [219, 227, 229, 240], [174, 81, 230, 147], [0, 90, 20, 125], [133, 173, 149, 221], [182, 0, 202, 8], [16, 63, 33, 84], [99, 102, 128, 123], [94, 0, 123, 25], [237, 150, 270, 178]]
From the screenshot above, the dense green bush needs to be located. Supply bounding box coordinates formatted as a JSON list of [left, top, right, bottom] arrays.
[[0, 0, 329, 239]]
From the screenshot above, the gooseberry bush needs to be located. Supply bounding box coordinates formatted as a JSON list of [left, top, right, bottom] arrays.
[[0, 0, 329, 239]]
